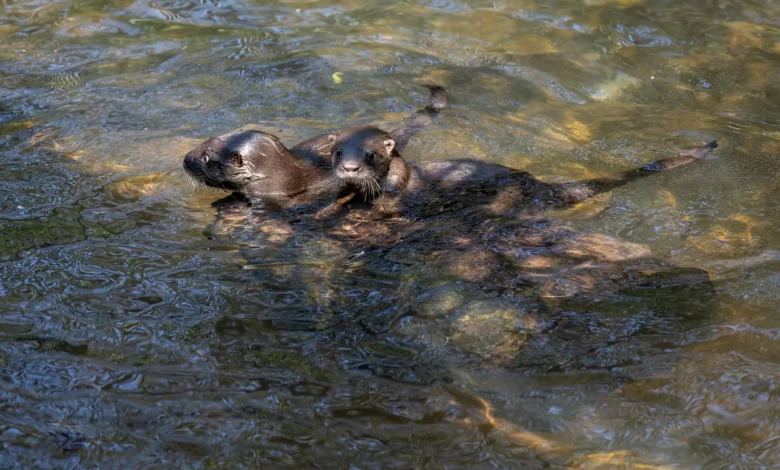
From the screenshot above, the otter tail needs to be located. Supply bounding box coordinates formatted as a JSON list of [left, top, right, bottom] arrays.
[[550, 140, 718, 204], [390, 84, 449, 150]]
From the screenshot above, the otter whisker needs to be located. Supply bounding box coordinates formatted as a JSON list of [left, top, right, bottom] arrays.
[[365, 174, 381, 201], [366, 176, 377, 201], [365, 178, 372, 201], [326, 169, 346, 191], [358, 177, 367, 199]]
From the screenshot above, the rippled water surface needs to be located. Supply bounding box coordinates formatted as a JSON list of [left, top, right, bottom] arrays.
[[1, 0, 779, 468]]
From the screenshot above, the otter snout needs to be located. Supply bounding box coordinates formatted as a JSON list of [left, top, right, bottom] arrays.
[[183, 150, 203, 173], [340, 162, 361, 173]]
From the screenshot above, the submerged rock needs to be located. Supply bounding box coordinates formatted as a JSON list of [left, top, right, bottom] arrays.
[[450, 299, 541, 363]]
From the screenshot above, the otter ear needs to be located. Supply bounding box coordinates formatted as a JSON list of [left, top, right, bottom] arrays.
[[228, 151, 243, 167], [328, 135, 337, 146], [383, 138, 395, 154]]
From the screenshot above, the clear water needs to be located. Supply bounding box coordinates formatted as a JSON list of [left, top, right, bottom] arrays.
[[0, 0, 778, 468]]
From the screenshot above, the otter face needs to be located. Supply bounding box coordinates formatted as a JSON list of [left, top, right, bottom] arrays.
[[328, 126, 395, 199], [183, 130, 282, 193]]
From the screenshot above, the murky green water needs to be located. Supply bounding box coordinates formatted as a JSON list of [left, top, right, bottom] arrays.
[[1, 0, 779, 468]]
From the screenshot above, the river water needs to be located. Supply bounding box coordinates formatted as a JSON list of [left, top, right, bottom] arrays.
[[1, 0, 778, 468]]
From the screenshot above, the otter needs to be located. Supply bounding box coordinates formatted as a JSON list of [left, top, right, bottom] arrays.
[[183, 85, 449, 209], [183, 129, 332, 210], [324, 123, 718, 217]]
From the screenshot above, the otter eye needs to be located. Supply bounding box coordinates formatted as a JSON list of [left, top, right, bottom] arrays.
[[335, 150, 342, 158], [365, 151, 375, 160]]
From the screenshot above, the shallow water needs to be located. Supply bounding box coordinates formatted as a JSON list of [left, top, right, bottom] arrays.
[[1, 0, 779, 468]]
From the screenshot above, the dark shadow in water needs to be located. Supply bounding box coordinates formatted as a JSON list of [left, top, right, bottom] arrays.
[[203, 143, 717, 385]]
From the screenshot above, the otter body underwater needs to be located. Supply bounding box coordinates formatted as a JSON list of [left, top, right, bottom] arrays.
[[323, 124, 716, 217]]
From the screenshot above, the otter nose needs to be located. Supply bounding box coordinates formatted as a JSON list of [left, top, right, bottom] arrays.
[[340, 162, 361, 173], [184, 150, 202, 164]]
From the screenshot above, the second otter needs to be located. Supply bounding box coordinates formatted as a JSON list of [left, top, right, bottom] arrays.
[[328, 126, 411, 201], [324, 124, 718, 216]]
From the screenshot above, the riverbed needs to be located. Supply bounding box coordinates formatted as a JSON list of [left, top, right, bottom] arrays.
[[1, 0, 778, 468]]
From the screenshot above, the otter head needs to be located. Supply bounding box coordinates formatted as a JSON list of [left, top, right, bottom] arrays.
[[183, 129, 304, 198], [328, 126, 401, 200]]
